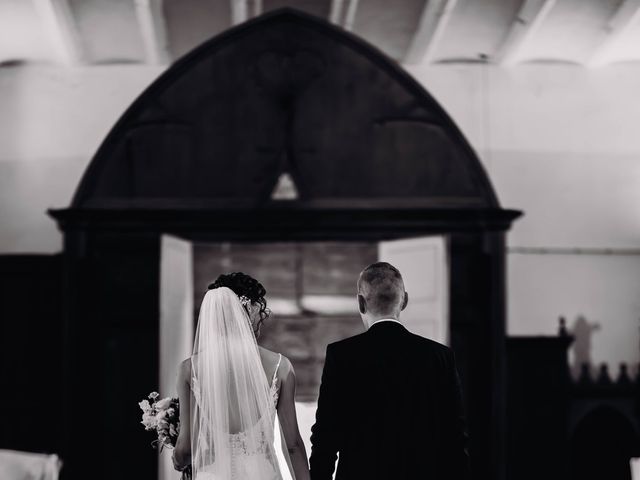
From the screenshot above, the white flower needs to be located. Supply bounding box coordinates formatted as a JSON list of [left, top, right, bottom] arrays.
[[139, 400, 151, 412], [155, 397, 172, 410], [149, 392, 160, 400], [141, 412, 157, 430]]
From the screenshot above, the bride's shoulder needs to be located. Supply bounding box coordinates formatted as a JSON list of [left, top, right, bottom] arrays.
[[258, 347, 293, 374], [178, 358, 192, 380], [257, 345, 279, 360]]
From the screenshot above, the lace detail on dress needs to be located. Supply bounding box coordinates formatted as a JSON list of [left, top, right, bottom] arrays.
[[229, 427, 272, 456], [270, 353, 282, 407], [228, 353, 282, 457]]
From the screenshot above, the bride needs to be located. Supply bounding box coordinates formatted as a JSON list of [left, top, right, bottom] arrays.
[[172, 273, 310, 480]]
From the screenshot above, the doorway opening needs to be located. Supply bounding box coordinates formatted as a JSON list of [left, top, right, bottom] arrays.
[[159, 234, 449, 466]]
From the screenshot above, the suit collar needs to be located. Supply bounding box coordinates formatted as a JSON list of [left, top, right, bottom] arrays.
[[367, 319, 406, 333], [370, 318, 401, 327]]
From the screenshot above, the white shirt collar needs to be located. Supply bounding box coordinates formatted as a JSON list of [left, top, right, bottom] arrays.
[[369, 318, 402, 328]]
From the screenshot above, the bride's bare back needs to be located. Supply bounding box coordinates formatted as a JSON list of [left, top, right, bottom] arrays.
[[175, 346, 282, 432], [173, 347, 309, 479]]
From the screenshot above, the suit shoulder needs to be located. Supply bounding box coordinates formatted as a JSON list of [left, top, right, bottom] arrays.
[[410, 334, 453, 355], [326, 331, 368, 352]]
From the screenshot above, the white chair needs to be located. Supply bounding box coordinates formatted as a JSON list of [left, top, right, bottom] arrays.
[[0, 449, 62, 480], [631, 457, 640, 480]]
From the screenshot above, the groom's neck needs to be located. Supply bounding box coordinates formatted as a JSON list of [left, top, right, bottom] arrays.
[[363, 314, 400, 330]]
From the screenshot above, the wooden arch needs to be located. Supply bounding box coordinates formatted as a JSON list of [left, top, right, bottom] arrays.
[[50, 8, 521, 480], [72, 7, 498, 211], [570, 406, 640, 479]]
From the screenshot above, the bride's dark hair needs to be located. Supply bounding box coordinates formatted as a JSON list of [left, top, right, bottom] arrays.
[[208, 272, 270, 330]]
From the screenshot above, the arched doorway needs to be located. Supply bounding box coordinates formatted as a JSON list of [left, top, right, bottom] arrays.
[[50, 8, 521, 480], [570, 406, 639, 480]]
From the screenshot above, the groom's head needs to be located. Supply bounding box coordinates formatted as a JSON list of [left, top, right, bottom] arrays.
[[357, 262, 408, 326]]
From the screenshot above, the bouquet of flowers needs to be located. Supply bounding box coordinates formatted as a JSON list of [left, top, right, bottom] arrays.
[[139, 392, 191, 479]]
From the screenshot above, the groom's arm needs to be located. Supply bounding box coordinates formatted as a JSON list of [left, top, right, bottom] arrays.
[[309, 344, 340, 480], [443, 348, 470, 480]]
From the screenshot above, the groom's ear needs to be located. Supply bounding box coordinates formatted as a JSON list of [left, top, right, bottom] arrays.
[[400, 291, 409, 311], [357, 294, 367, 314]]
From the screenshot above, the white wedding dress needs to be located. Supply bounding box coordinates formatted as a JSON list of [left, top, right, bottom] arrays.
[[190, 287, 293, 480], [193, 354, 284, 480]]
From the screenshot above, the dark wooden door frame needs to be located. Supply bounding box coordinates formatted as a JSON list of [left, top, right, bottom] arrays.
[[50, 205, 520, 480], [48, 8, 523, 480]]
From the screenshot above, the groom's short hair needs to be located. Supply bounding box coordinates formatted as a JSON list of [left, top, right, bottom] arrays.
[[357, 262, 405, 316]]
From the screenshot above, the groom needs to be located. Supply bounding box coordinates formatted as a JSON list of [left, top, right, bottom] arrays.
[[309, 262, 470, 479]]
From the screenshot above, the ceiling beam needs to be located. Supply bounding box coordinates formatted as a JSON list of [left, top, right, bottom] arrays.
[[494, 0, 556, 66], [588, 0, 640, 67], [329, 0, 345, 24], [343, 0, 359, 31], [231, 0, 249, 25], [134, 0, 169, 65], [32, 0, 83, 65], [251, 0, 263, 18], [404, 0, 457, 65], [329, 0, 359, 31]]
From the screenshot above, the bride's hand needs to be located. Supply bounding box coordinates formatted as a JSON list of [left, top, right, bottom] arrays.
[[173, 360, 192, 472], [171, 450, 181, 471], [172, 450, 192, 475]]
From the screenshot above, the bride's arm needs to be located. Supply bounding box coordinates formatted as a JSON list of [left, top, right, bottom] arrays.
[[172, 360, 191, 471], [277, 358, 311, 480]]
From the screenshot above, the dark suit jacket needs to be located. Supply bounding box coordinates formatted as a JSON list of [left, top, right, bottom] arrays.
[[309, 321, 470, 480]]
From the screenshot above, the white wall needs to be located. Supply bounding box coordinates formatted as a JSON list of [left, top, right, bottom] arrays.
[[407, 64, 640, 375], [0, 62, 639, 373], [0, 65, 163, 252]]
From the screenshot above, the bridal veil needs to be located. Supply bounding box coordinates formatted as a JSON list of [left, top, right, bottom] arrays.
[[190, 287, 294, 480]]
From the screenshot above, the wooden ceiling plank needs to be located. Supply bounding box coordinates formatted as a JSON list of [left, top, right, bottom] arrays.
[[252, 0, 263, 17], [32, 0, 83, 65], [588, 0, 640, 67], [329, 0, 345, 24], [404, 0, 457, 65], [134, 0, 169, 65], [495, 0, 556, 66], [231, 0, 249, 25], [343, 0, 359, 31]]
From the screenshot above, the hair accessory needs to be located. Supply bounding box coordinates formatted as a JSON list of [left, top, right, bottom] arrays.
[[239, 295, 251, 308]]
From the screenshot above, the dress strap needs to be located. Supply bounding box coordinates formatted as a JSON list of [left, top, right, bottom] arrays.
[[271, 353, 282, 388]]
